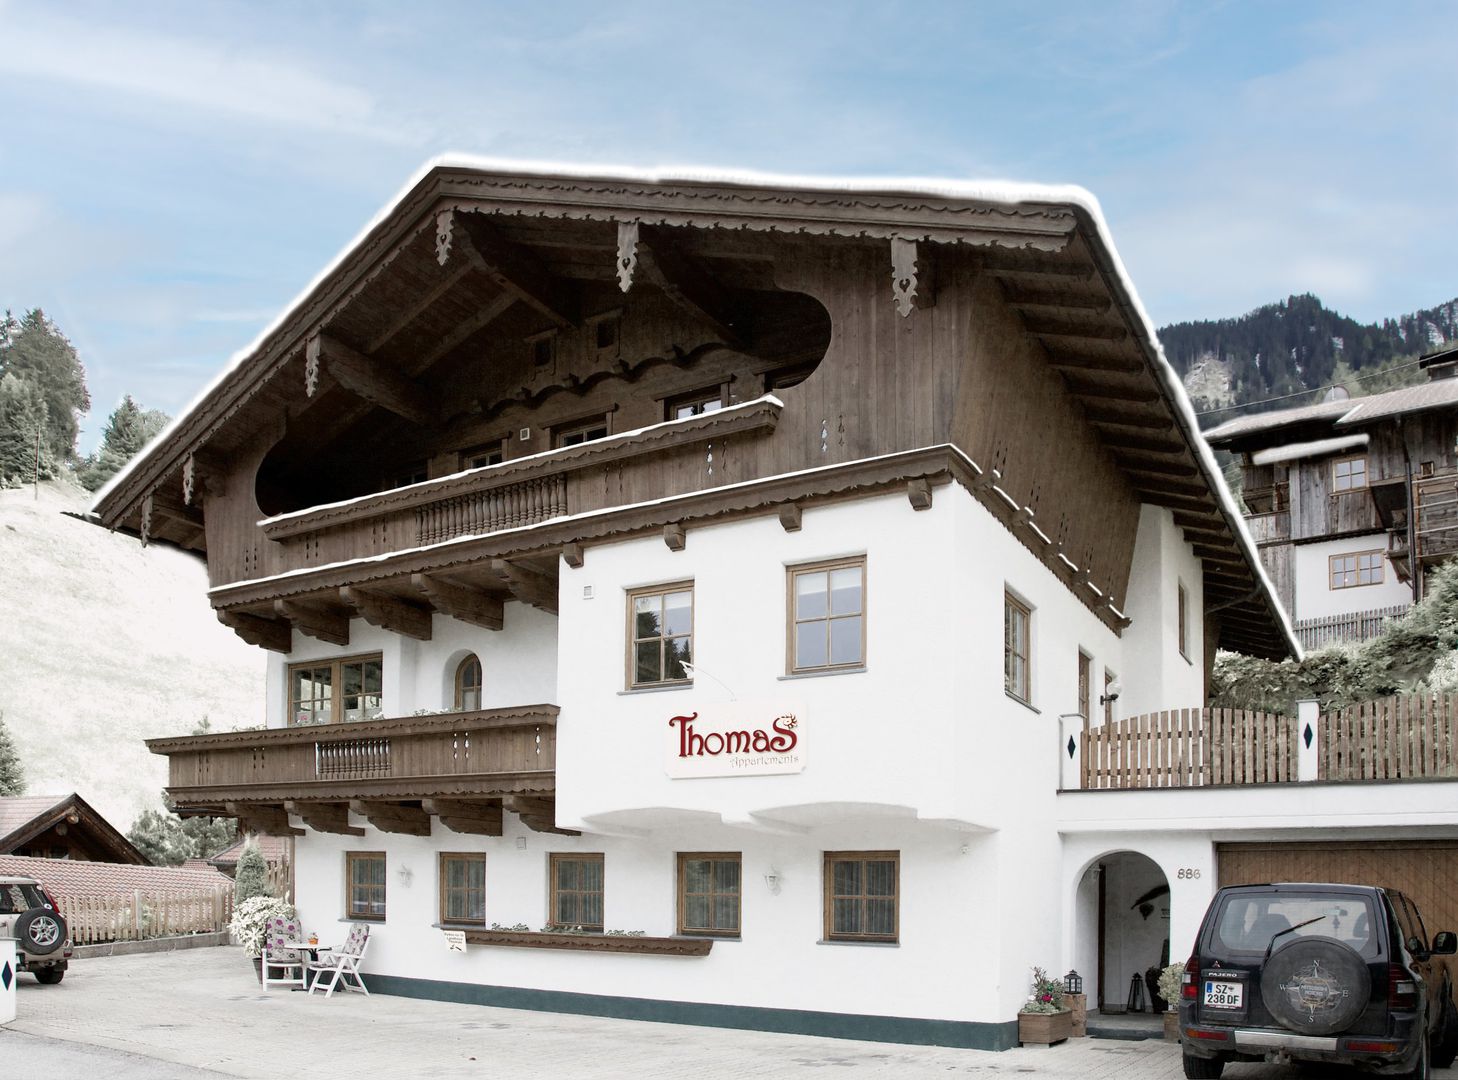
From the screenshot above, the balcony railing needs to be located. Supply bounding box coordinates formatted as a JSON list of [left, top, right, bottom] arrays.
[[147, 705, 558, 808], [1061, 693, 1458, 790], [1245, 510, 1290, 544]]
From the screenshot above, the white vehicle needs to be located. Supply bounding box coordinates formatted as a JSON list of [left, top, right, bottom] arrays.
[[0, 875, 71, 984]]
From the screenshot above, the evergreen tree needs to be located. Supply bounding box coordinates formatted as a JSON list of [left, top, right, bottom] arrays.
[[233, 841, 271, 905], [127, 794, 235, 866], [0, 374, 55, 487], [0, 712, 25, 796], [0, 309, 89, 464], [77, 395, 170, 492]]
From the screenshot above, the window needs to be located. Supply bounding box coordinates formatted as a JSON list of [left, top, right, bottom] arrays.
[[549, 853, 604, 931], [677, 853, 741, 937], [628, 583, 693, 688], [454, 654, 482, 711], [823, 851, 898, 943], [289, 654, 384, 726], [1330, 550, 1384, 589], [462, 440, 505, 469], [1178, 583, 1189, 659], [438, 853, 485, 925], [1332, 456, 1368, 492], [788, 558, 865, 673], [555, 417, 609, 448], [1004, 593, 1031, 703], [766, 364, 813, 390], [346, 852, 386, 920], [665, 387, 726, 421], [385, 463, 427, 489], [1077, 651, 1092, 720]]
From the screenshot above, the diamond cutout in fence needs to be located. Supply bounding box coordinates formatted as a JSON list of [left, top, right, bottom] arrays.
[[1303, 723, 1314, 749], [1067, 735, 1077, 759], [2, 959, 11, 990]]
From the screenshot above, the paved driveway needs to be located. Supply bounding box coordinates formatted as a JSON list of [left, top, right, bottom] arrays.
[[2, 947, 1454, 1079]]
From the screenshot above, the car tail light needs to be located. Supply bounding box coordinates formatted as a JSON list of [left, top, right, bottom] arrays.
[[1388, 964, 1418, 1010], [1348, 1040, 1401, 1053], [1182, 955, 1199, 1000]]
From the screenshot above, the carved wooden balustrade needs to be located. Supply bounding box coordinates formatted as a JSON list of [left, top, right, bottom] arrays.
[[416, 474, 567, 545], [148, 705, 558, 811]]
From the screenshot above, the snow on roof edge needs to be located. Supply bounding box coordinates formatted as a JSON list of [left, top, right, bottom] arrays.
[[1251, 434, 1370, 467]]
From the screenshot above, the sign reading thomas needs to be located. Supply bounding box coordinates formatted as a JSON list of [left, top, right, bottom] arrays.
[[665, 703, 805, 779]]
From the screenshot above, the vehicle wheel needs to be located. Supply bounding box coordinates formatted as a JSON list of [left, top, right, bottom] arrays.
[[13, 907, 66, 956], [1432, 993, 1458, 1069], [33, 967, 64, 985], [1259, 936, 1370, 1035], [1182, 1052, 1224, 1079]]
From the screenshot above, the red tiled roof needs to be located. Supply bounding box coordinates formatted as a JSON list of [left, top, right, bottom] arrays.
[[0, 853, 231, 899], [209, 834, 290, 868], [0, 795, 69, 840]]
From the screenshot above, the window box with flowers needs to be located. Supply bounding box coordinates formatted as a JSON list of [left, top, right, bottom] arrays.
[[1018, 967, 1072, 1046]]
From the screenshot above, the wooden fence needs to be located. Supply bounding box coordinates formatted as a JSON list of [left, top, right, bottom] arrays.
[[1081, 708, 1298, 789], [1292, 605, 1409, 650], [1319, 693, 1458, 781], [58, 887, 233, 945]]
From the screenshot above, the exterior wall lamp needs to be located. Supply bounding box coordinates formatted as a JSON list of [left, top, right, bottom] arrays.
[[396, 864, 414, 888], [764, 868, 783, 895]]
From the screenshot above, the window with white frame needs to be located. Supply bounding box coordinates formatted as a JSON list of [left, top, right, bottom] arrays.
[[1005, 593, 1031, 703]]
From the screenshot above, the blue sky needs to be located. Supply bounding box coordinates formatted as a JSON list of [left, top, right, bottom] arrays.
[[1, 0, 1454, 454]]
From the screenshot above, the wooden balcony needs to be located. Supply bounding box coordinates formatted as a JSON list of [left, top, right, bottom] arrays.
[[1245, 509, 1290, 544], [147, 705, 564, 837], [1062, 693, 1458, 790]]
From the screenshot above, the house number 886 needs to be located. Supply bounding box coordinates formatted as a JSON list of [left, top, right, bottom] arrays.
[[1177, 868, 1201, 879]]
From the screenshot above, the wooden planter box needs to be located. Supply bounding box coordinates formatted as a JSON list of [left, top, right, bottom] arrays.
[[1164, 1009, 1180, 1041], [1019, 1009, 1072, 1046], [462, 929, 712, 956]]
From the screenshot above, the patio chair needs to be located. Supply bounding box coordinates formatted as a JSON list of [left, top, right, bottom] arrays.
[[308, 921, 370, 998], [261, 917, 307, 991]]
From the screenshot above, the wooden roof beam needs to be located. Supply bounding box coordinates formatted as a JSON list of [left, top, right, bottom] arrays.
[[1084, 406, 1174, 430], [225, 802, 303, 837], [423, 798, 504, 836], [1024, 316, 1127, 342], [1136, 492, 1216, 513], [1113, 454, 1198, 477], [285, 801, 364, 836], [1043, 350, 1143, 374], [978, 252, 1096, 279], [491, 558, 558, 615], [1097, 431, 1186, 454], [350, 800, 431, 836], [456, 212, 579, 329], [1128, 477, 1208, 497], [364, 259, 475, 355], [1062, 381, 1161, 404], [504, 795, 578, 836], [413, 573, 504, 630], [307, 333, 436, 427], [639, 225, 746, 347], [411, 292, 516, 374], [341, 586, 433, 641], [275, 598, 350, 646], [217, 610, 291, 653], [1000, 283, 1111, 313]]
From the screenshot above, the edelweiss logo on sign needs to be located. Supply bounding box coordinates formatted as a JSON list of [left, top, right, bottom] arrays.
[[665, 703, 806, 778]]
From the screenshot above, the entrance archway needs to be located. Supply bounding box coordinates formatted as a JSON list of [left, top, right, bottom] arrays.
[[1076, 851, 1170, 1014]]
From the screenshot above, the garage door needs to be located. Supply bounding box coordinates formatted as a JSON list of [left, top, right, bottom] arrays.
[[1217, 841, 1458, 940]]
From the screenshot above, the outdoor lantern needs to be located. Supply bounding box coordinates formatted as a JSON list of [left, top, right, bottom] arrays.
[[1065, 970, 1083, 995]]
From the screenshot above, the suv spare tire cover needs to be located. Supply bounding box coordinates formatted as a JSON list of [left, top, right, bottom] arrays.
[[1260, 936, 1371, 1035], [14, 907, 66, 956]]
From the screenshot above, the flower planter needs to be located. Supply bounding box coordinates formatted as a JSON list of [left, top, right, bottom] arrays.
[[252, 956, 262, 983], [1164, 1009, 1180, 1041], [462, 929, 713, 956], [1019, 1009, 1072, 1046]]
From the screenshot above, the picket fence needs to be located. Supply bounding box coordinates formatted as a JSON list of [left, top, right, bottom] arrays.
[[58, 886, 234, 945]]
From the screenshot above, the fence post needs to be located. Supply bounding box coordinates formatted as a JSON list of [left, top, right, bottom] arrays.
[[1059, 713, 1083, 790], [1297, 699, 1320, 782]]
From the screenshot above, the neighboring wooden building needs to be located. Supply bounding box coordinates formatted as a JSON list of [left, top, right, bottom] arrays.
[[1205, 344, 1458, 648], [0, 793, 150, 864], [87, 160, 1372, 1048]]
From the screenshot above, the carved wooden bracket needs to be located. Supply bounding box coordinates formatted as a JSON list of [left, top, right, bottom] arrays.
[[561, 542, 585, 569], [218, 609, 292, 653], [225, 802, 303, 837], [341, 586, 432, 641], [435, 209, 455, 266], [285, 800, 364, 836], [504, 795, 578, 836], [778, 503, 803, 532], [490, 558, 558, 615], [616, 221, 639, 292], [422, 798, 504, 836], [275, 598, 350, 646], [307, 333, 435, 426], [412, 573, 504, 631], [350, 800, 431, 836], [890, 236, 934, 317], [907, 478, 933, 511], [304, 337, 321, 397]]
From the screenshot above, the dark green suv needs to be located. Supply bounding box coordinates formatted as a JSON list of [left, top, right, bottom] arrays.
[[1180, 883, 1458, 1079]]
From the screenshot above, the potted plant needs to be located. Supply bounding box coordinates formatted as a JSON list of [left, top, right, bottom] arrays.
[[1018, 967, 1072, 1046], [228, 895, 297, 981], [1157, 962, 1185, 1040]]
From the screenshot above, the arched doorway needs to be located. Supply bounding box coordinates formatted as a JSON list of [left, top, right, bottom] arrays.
[[1076, 852, 1171, 1014]]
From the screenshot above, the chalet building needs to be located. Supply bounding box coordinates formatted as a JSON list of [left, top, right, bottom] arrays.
[[1205, 343, 1458, 650], [89, 161, 1458, 1049], [0, 793, 150, 864]]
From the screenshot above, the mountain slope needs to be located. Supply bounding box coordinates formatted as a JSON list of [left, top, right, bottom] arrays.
[[1159, 294, 1458, 420], [0, 481, 264, 831]]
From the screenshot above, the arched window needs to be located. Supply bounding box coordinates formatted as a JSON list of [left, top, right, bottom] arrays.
[[454, 654, 482, 711]]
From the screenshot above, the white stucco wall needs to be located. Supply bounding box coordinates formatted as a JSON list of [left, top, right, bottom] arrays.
[[1291, 533, 1413, 621], [1118, 505, 1205, 719]]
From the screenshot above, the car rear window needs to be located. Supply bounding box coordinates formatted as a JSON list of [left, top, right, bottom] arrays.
[[1215, 893, 1378, 957], [0, 883, 49, 913]]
